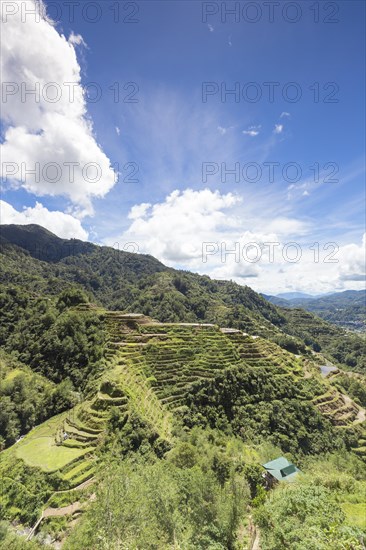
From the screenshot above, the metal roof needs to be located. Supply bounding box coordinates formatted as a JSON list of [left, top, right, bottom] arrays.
[[262, 457, 300, 482]]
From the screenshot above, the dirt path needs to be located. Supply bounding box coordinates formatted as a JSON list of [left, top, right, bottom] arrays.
[[27, 482, 96, 540], [355, 407, 366, 424], [252, 529, 261, 550], [43, 501, 83, 518]]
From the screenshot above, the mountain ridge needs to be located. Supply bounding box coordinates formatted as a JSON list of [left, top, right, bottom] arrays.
[[264, 289, 366, 332], [1, 223, 364, 372]]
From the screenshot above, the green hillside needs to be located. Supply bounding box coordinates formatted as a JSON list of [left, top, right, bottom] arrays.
[[1, 224, 364, 373], [0, 304, 365, 546], [0, 225, 365, 548], [266, 290, 366, 332]]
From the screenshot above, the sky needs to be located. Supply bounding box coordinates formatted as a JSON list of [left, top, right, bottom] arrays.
[[0, 0, 365, 295]]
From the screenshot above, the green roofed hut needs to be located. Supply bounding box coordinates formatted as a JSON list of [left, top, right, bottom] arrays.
[[262, 457, 300, 489]]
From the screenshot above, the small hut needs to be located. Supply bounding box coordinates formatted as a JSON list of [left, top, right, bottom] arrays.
[[262, 457, 300, 489]]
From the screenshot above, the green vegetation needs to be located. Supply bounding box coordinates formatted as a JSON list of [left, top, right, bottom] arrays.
[[266, 289, 366, 332], [0, 351, 78, 448], [0, 286, 105, 388], [64, 457, 248, 549], [256, 452, 366, 549], [1, 224, 364, 373], [0, 225, 365, 547]]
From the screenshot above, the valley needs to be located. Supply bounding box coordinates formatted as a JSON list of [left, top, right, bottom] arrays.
[[0, 225, 365, 549]]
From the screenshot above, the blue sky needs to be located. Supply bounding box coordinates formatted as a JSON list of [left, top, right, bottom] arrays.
[[0, 0, 365, 294]]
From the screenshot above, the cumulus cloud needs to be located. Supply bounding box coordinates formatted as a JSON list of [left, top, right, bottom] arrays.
[[106, 189, 241, 265], [128, 203, 151, 220], [338, 234, 366, 282], [0, 200, 88, 240], [106, 189, 312, 285], [105, 188, 365, 294], [0, 0, 115, 216]]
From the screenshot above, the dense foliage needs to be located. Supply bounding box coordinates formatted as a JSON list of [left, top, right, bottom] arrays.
[[183, 367, 345, 456], [256, 452, 366, 549], [0, 286, 105, 388], [0, 352, 77, 448], [63, 428, 256, 549]]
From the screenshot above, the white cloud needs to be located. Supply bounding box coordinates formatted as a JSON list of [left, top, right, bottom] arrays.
[[338, 234, 366, 282], [115, 126, 121, 136], [280, 112, 290, 118], [207, 24, 214, 32], [0, 0, 115, 216], [243, 125, 261, 137], [0, 200, 88, 240], [217, 126, 227, 135], [106, 188, 365, 294], [106, 189, 313, 285], [68, 32, 87, 47], [106, 189, 241, 265], [128, 203, 151, 220], [273, 124, 284, 134]]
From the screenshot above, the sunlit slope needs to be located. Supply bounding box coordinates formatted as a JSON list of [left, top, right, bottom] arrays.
[[1, 307, 365, 529]]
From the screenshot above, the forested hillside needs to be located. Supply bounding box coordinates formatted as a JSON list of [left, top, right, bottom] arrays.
[[265, 290, 366, 332], [1, 224, 364, 372], [0, 225, 365, 549]]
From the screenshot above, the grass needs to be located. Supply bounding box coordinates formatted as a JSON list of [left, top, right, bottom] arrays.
[[62, 460, 94, 481], [342, 502, 366, 529], [15, 436, 92, 472], [11, 413, 93, 472]]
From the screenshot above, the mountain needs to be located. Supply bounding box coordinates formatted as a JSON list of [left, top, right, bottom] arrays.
[[0, 224, 365, 547], [265, 290, 366, 332], [0, 223, 96, 262], [1, 303, 365, 547], [0, 224, 364, 371], [276, 292, 316, 300]]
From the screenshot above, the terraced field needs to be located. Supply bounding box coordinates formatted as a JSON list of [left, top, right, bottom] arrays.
[[312, 383, 366, 459], [1, 307, 365, 538]]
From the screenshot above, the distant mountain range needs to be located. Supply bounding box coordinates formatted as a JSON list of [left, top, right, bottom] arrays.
[[264, 290, 366, 332], [276, 292, 319, 300]]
